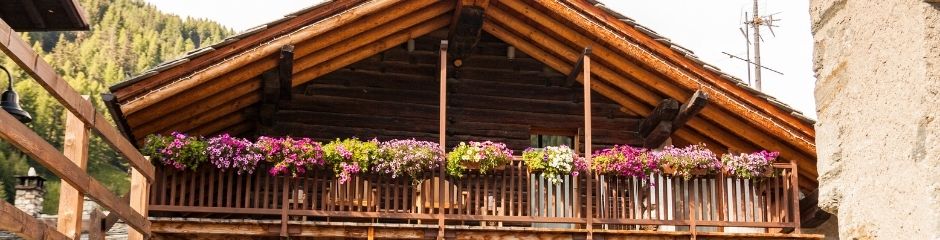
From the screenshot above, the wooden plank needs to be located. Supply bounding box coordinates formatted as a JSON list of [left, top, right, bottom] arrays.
[[0, 18, 155, 181], [447, 1, 488, 60], [128, 166, 151, 240], [56, 96, 90, 239], [88, 208, 106, 240], [638, 99, 679, 137], [566, 47, 592, 87], [0, 200, 70, 240], [672, 90, 708, 133], [0, 110, 150, 237], [120, 0, 410, 115]]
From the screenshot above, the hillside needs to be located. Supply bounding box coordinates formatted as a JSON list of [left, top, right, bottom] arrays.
[[0, 0, 233, 213]]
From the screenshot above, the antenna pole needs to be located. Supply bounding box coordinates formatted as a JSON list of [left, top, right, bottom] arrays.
[[751, 0, 763, 90]]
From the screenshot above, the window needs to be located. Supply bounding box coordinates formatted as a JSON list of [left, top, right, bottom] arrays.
[[530, 134, 573, 148]]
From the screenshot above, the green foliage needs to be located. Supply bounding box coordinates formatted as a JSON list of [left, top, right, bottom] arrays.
[[323, 138, 380, 173], [0, 0, 232, 212], [445, 141, 513, 178]]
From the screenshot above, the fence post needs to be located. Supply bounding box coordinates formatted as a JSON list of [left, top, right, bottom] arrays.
[[789, 162, 801, 233], [128, 158, 151, 240], [437, 40, 448, 240], [57, 95, 90, 239]]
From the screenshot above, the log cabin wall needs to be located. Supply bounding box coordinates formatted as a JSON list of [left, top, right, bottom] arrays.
[[260, 30, 643, 151]]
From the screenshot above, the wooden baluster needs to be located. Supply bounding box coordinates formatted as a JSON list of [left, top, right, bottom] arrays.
[[789, 163, 802, 232]]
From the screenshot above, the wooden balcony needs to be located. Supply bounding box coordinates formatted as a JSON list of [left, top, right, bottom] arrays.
[[148, 162, 820, 239]]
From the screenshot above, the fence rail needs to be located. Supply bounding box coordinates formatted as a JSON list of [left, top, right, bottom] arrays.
[[149, 161, 800, 234]]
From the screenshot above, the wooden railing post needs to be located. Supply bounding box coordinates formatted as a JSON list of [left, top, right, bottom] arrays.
[[128, 159, 150, 240], [789, 162, 802, 233], [57, 96, 90, 239], [280, 177, 290, 237]]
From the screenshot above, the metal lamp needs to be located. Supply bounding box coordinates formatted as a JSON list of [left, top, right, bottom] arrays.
[[1, 65, 32, 123]]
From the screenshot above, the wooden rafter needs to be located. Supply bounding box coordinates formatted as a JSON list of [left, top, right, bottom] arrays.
[[526, 0, 815, 156], [490, 1, 818, 183], [565, 47, 592, 87], [158, 15, 453, 138], [447, 0, 490, 60], [0, 18, 155, 181], [120, 0, 411, 115], [124, 0, 451, 133], [672, 90, 708, 133]]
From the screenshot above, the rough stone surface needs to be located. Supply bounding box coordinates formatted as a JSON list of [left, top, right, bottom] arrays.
[[811, 0, 940, 239], [13, 188, 44, 218]]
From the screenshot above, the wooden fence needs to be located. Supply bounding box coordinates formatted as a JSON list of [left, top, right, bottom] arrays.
[[149, 161, 801, 235], [0, 19, 153, 239]]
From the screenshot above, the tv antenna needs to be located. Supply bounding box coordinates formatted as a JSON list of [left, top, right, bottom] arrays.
[[726, 0, 783, 91]]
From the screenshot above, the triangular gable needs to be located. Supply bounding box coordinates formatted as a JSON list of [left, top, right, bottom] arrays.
[[107, 0, 817, 190]]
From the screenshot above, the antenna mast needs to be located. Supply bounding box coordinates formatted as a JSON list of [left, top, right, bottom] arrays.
[[732, 0, 781, 90]]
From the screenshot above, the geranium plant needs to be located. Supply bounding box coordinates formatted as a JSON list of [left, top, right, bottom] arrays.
[[592, 145, 660, 180], [143, 132, 207, 171], [206, 134, 262, 174], [522, 145, 586, 183], [257, 136, 325, 177], [721, 150, 779, 179], [323, 138, 379, 183], [446, 141, 513, 178], [659, 144, 722, 180], [373, 139, 444, 183]]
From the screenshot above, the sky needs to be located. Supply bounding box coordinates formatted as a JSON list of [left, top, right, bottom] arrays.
[[144, 0, 817, 118]]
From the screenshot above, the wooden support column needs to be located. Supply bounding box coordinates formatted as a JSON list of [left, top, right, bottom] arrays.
[[87, 209, 106, 240], [437, 40, 448, 240], [581, 49, 593, 240], [127, 158, 150, 240], [57, 95, 91, 239], [259, 45, 295, 133]]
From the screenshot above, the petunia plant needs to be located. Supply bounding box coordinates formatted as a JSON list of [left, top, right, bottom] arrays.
[[206, 134, 262, 174], [522, 145, 586, 183], [373, 139, 444, 183], [721, 150, 779, 179], [323, 138, 379, 184], [143, 132, 207, 171], [592, 145, 660, 180], [257, 136, 325, 177], [659, 144, 722, 180], [446, 141, 513, 178]]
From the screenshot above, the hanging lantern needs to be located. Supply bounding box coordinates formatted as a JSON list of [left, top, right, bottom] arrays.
[[0, 66, 32, 123]]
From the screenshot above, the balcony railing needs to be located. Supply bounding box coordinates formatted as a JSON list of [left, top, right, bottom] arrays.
[[149, 161, 801, 234]]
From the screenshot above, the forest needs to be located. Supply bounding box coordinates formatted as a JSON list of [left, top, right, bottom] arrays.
[[0, 0, 232, 213]]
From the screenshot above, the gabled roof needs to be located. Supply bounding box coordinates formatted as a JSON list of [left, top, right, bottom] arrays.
[[107, 0, 817, 190]]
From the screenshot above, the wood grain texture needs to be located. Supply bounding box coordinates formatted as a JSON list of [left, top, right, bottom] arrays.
[[0, 200, 70, 240], [56, 99, 90, 239], [0, 18, 154, 181]]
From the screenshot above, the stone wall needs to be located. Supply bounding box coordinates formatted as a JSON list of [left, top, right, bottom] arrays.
[[12, 188, 43, 218], [811, 0, 940, 238]]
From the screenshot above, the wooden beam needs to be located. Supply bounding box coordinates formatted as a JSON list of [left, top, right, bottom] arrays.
[[0, 200, 69, 240], [566, 47, 592, 87], [259, 71, 280, 127], [278, 45, 294, 101], [582, 47, 594, 240], [0, 18, 155, 181], [21, 0, 46, 29], [124, 0, 451, 131], [638, 99, 679, 137], [57, 96, 91, 239], [485, 4, 818, 182], [0, 110, 151, 237], [447, 0, 489, 60], [566, 0, 815, 138], [643, 121, 672, 148], [437, 40, 448, 240], [88, 208, 106, 240], [102, 93, 137, 146], [112, 0, 366, 100], [120, 0, 409, 115], [525, 0, 815, 156], [128, 164, 151, 240], [672, 90, 708, 133]]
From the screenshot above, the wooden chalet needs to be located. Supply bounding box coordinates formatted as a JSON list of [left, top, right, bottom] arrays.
[[0, 0, 824, 240]]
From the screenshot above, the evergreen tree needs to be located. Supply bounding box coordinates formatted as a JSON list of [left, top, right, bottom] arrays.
[[0, 0, 232, 209]]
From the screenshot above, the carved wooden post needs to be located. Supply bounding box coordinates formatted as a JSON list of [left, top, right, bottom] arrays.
[[57, 95, 90, 239], [437, 40, 448, 240], [128, 158, 150, 240]]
